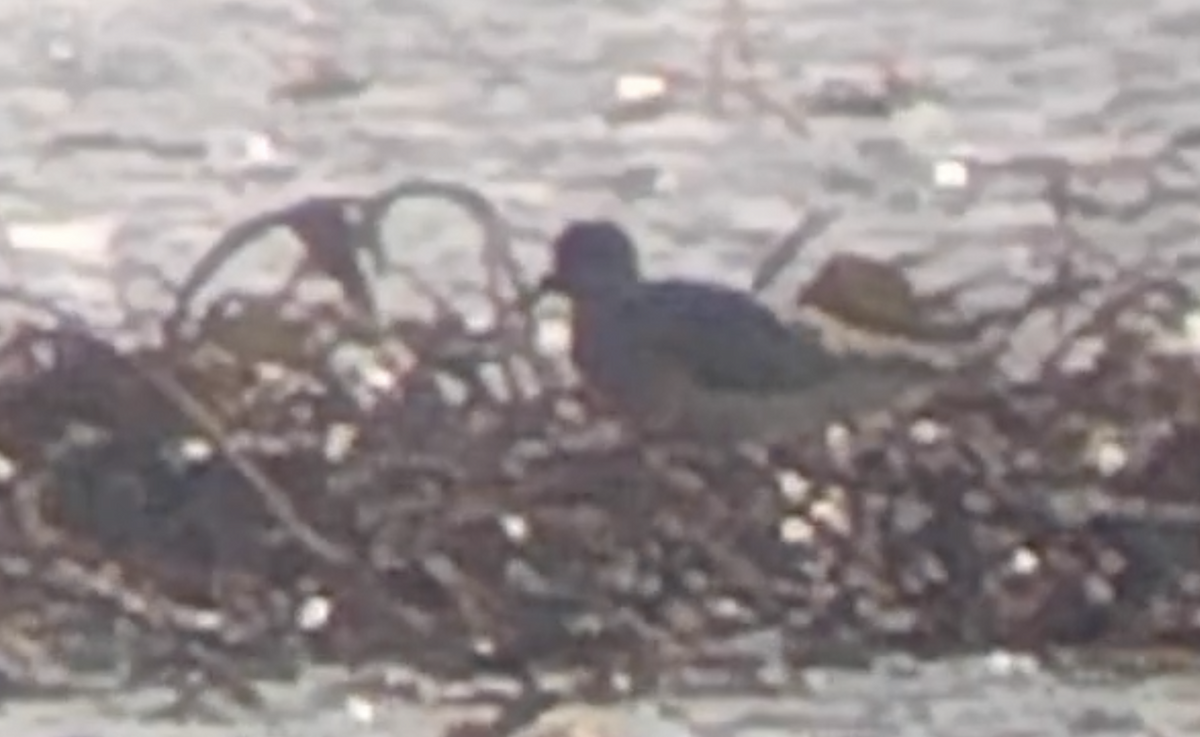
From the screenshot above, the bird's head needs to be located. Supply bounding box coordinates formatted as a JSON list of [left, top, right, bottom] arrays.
[[539, 220, 641, 299]]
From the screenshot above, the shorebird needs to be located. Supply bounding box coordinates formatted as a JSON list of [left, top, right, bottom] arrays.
[[538, 220, 943, 445]]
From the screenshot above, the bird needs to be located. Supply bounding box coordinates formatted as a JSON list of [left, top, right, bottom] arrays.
[[537, 220, 943, 445]]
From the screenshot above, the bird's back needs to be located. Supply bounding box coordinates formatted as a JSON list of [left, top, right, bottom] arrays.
[[630, 279, 845, 393], [565, 276, 941, 444]]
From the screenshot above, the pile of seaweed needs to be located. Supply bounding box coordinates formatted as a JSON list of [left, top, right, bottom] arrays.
[[1, 161, 1200, 715]]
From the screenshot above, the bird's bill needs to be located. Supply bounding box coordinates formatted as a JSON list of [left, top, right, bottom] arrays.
[[535, 272, 565, 295]]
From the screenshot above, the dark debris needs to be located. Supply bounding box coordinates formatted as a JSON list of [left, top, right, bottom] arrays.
[[0, 162, 1199, 717]]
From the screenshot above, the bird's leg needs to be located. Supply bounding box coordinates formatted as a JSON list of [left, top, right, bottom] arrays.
[[548, 386, 637, 451]]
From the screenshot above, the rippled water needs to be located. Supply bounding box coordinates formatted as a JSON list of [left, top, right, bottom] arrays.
[[3, 0, 1200, 733], [6, 0, 1199, 321], [5, 656, 1200, 736]]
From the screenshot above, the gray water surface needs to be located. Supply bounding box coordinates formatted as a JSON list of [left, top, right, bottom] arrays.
[[4, 656, 1200, 736], [5, 0, 1197, 322]]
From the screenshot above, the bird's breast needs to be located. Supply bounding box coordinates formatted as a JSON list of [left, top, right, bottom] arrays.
[[566, 304, 686, 429], [568, 307, 635, 396]]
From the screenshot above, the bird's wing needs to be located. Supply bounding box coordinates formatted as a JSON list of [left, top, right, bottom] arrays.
[[627, 280, 845, 393]]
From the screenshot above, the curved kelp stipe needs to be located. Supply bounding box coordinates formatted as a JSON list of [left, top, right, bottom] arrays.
[[164, 179, 537, 363], [359, 178, 548, 398], [361, 177, 538, 324], [164, 195, 378, 343]]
